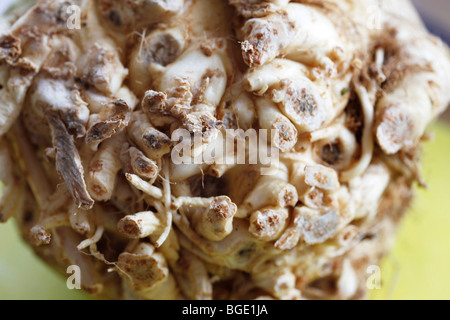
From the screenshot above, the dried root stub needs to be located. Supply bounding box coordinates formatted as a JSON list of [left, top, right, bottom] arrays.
[[0, 0, 449, 300]]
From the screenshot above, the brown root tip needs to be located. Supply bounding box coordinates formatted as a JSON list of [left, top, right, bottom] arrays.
[[0, 34, 22, 64], [280, 185, 298, 207], [29, 226, 51, 246], [89, 183, 108, 200], [376, 107, 414, 155], [273, 121, 298, 152], [77, 198, 95, 210], [300, 211, 338, 245], [117, 253, 166, 286], [241, 41, 263, 68], [82, 283, 104, 296], [249, 209, 283, 239], [117, 218, 141, 239], [209, 196, 237, 220]]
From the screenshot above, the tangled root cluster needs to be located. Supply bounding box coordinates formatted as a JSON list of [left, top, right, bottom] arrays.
[[0, 0, 449, 300]]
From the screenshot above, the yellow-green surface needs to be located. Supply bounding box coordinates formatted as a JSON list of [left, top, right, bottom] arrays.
[[0, 123, 450, 300], [370, 122, 450, 300]]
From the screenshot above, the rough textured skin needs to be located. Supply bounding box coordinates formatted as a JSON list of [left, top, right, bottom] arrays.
[[0, 0, 449, 300]]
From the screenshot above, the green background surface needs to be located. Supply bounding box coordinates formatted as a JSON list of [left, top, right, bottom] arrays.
[[0, 122, 450, 300]]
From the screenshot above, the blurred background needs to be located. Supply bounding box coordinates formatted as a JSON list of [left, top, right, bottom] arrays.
[[0, 0, 449, 300]]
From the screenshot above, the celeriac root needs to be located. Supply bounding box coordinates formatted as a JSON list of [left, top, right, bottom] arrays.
[[0, 0, 449, 301]]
